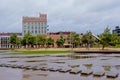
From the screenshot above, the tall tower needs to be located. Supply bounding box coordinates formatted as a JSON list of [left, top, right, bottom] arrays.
[[22, 14, 47, 36]]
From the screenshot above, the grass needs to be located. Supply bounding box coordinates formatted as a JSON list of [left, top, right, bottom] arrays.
[[11, 50, 71, 54]]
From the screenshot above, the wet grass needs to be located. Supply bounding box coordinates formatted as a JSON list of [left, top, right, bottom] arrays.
[[11, 50, 71, 54]]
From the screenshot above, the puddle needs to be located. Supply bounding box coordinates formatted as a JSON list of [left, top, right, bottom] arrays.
[[23, 74, 31, 79], [9, 61, 17, 62], [37, 74, 48, 77], [26, 60, 46, 62], [70, 55, 96, 59], [51, 61, 65, 64], [68, 65, 80, 68], [0, 53, 120, 80]]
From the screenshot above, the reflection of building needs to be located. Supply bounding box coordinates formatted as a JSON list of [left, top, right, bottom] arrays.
[[0, 33, 22, 48], [113, 26, 120, 36], [22, 14, 48, 36]]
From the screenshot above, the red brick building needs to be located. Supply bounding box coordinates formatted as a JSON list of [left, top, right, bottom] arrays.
[[46, 32, 83, 48]]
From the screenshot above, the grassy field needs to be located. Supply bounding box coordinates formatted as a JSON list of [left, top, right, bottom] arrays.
[[6, 47, 120, 54], [11, 50, 71, 54]]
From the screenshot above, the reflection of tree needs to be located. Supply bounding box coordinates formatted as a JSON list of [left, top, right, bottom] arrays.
[[84, 64, 93, 69], [103, 66, 111, 71]]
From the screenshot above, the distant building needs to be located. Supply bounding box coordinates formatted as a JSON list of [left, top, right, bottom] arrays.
[[0, 33, 22, 48], [112, 26, 120, 36], [46, 32, 83, 48], [22, 14, 48, 36]]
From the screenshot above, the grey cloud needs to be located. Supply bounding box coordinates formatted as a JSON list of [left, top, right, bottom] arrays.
[[0, 0, 120, 34]]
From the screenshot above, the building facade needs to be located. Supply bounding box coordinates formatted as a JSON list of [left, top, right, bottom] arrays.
[[22, 14, 48, 36], [46, 32, 83, 48], [0, 33, 22, 48], [113, 26, 120, 36]]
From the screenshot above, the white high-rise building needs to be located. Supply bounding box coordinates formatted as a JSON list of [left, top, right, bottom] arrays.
[[22, 14, 47, 36]]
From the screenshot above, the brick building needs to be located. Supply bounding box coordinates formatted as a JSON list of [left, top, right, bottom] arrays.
[[46, 32, 83, 48]]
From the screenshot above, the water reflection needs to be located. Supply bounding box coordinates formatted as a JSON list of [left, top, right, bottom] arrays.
[[0, 53, 120, 80]]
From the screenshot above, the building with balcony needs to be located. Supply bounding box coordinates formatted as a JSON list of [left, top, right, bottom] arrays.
[[22, 14, 48, 36]]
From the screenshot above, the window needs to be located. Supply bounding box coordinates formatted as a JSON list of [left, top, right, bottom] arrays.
[[39, 31, 41, 33], [32, 26, 33, 29], [35, 30, 37, 34], [32, 30, 34, 33], [24, 26, 26, 29], [24, 30, 26, 33]]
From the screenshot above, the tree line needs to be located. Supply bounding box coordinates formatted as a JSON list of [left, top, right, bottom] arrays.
[[9, 27, 120, 49]]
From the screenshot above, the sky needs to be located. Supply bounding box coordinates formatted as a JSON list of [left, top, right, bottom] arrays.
[[0, 0, 120, 34]]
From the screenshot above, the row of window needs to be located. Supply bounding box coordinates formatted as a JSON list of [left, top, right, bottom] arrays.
[[24, 26, 46, 30], [24, 30, 46, 34], [23, 22, 47, 27], [0, 37, 10, 40]]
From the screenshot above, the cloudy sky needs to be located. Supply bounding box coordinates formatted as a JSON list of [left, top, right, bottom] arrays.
[[0, 0, 120, 34]]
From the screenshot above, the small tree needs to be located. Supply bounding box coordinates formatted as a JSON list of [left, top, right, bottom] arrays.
[[56, 36, 65, 48], [9, 34, 19, 48], [109, 32, 119, 46], [99, 27, 112, 50], [46, 37, 54, 48], [67, 32, 81, 48], [39, 35, 46, 48], [21, 32, 34, 48], [82, 31, 95, 48]]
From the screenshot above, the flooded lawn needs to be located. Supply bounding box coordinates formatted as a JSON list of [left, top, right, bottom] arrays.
[[0, 53, 120, 80]]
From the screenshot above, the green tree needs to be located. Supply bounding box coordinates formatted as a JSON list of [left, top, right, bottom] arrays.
[[21, 32, 35, 48], [99, 27, 112, 49], [39, 35, 46, 48], [46, 37, 54, 47], [82, 31, 95, 48], [56, 36, 65, 48], [67, 32, 82, 48], [110, 32, 119, 46], [9, 34, 19, 48], [34, 35, 42, 48]]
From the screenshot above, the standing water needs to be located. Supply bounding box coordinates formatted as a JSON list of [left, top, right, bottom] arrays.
[[0, 52, 120, 80]]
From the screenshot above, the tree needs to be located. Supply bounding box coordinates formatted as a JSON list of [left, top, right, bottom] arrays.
[[109, 32, 119, 46], [82, 31, 95, 48], [34, 35, 42, 48], [56, 36, 65, 48], [46, 37, 54, 47], [9, 34, 19, 48], [39, 35, 46, 48], [21, 32, 35, 48], [99, 27, 112, 49], [67, 32, 82, 48]]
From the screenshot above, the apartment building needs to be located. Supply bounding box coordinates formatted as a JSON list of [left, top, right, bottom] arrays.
[[22, 14, 48, 36]]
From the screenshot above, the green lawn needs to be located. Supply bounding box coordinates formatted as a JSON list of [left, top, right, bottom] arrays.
[[11, 50, 71, 54]]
